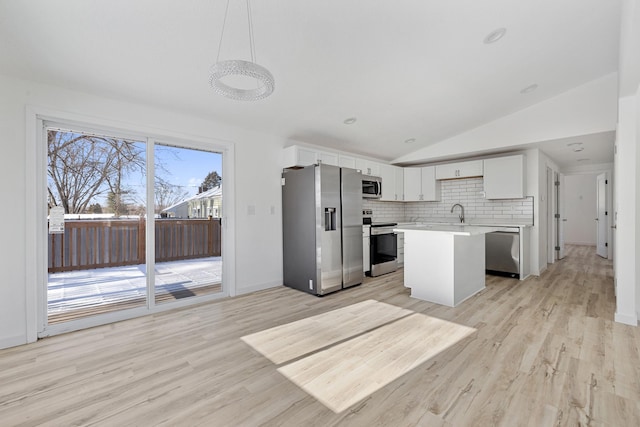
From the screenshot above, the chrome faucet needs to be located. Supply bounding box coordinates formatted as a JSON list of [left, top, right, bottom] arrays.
[[451, 203, 465, 223]]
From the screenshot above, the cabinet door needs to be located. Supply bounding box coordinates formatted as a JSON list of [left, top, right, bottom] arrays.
[[403, 168, 422, 201], [396, 232, 404, 265], [355, 158, 369, 175], [484, 155, 525, 199], [356, 159, 381, 177], [283, 145, 317, 168], [368, 161, 381, 177], [458, 160, 483, 178], [435, 160, 483, 179], [420, 166, 440, 201], [394, 167, 404, 201], [435, 163, 459, 180], [378, 163, 396, 201], [317, 151, 338, 166], [338, 154, 357, 169]]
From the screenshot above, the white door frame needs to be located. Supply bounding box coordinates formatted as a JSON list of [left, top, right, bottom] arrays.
[[557, 173, 566, 260], [26, 106, 236, 340], [547, 167, 554, 263], [596, 172, 608, 258]]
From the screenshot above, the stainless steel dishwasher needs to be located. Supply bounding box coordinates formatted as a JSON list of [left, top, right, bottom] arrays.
[[485, 230, 520, 278]]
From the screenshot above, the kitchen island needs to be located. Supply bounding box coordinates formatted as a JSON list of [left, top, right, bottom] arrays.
[[394, 224, 501, 307]]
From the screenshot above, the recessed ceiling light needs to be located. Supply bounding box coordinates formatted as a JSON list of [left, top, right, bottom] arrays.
[[577, 158, 590, 162], [484, 28, 506, 44], [404, 138, 416, 144], [343, 117, 357, 125], [520, 84, 538, 94]]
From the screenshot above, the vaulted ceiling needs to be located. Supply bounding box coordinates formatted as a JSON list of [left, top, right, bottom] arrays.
[[0, 0, 621, 164]]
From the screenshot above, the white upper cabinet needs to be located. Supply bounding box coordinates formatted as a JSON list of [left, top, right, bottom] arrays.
[[420, 166, 440, 201], [355, 158, 381, 177], [483, 155, 525, 199], [317, 151, 338, 166], [283, 145, 316, 168], [283, 145, 338, 168], [404, 166, 440, 201], [394, 167, 404, 201], [379, 164, 403, 201], [338, 154, 357, 169], [435, 160, 483, 180], [403, 168, 422, 201]]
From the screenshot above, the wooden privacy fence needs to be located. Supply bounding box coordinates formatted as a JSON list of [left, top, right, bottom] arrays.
[[48, 218, 222, 273]]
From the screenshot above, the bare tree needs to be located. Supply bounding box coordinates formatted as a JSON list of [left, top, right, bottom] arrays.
[[47, 130, 145, 214], [154, 177, 190, 214]]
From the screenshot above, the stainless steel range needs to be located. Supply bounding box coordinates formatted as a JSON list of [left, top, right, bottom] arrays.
[[364, 217, 398, 277]]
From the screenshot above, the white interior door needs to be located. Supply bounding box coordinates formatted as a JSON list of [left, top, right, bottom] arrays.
[[547, 167, 554, 263], [557, 173, 566, 260], [596, 172, 608, 258]]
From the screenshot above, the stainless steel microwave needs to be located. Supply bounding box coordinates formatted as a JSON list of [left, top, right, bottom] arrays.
[[362, 175, 382, 199]]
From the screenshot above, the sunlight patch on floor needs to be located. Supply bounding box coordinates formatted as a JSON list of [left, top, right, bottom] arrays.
[[241, 300, 413, 364], [241, 300, 476, 413]]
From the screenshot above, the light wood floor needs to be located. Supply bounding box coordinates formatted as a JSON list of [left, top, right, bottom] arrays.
[[1, 245, 639, 426]]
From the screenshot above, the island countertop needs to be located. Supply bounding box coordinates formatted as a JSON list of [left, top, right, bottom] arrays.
[[394, 224, 512, 236]]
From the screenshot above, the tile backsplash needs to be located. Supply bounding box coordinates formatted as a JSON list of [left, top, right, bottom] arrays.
[[363, 177, 533, 224]]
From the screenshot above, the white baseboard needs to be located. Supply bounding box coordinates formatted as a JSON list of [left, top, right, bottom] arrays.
[[237, 280, 281, 295], [614, 312, 638, 326], [0, 334, 27, 350]]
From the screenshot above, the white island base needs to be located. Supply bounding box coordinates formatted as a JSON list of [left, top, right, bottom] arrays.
[[402, 227, 486, 307]]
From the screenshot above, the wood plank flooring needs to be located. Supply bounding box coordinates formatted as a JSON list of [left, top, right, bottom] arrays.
[[1, 245, 639, 426]]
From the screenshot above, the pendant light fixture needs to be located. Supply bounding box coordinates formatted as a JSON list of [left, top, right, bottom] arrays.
[[209, 0, 275, 101]]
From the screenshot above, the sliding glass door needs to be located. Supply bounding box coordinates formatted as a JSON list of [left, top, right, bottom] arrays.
[[46, 127, 148, 323], [44, 122, 224, 328], [153, 143, 223, 304]]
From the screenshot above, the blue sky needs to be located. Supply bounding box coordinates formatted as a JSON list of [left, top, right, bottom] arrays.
[[111, 142, 223, 205], [155, 144, 223, 196]]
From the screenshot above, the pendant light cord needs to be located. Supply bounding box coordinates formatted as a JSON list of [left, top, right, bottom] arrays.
[[215, 0, 231, 63], [247, 0, 256, 63]]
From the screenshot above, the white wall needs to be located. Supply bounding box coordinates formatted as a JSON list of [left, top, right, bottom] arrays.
[[0, 73, 285, 349], [535, 151, 561, 274], [614, 0, 640, 326], [564, 174, 597, 245]]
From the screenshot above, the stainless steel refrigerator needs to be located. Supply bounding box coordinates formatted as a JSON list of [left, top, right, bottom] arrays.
[[282, 163, 363, 295]]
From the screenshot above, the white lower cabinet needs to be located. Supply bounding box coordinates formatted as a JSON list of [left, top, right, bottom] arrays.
[[397, 232, 404, 266]]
